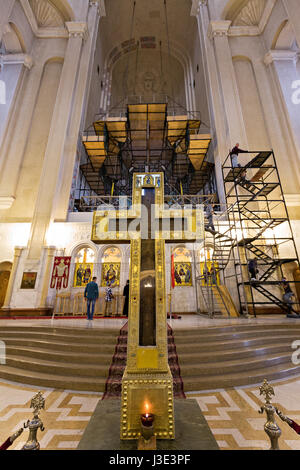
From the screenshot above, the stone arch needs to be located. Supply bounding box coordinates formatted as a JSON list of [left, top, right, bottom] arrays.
[[2, 22, 26, 53], [102, 39, 196, 112], [98, 246, 123, 289], [69, 242, 97, 260], [70, 243, 97, 288], [51, 0, 75, 21], [272, 20, 297, 50]]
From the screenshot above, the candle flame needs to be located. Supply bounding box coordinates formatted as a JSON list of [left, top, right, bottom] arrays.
[[144, 401, 151, 415]]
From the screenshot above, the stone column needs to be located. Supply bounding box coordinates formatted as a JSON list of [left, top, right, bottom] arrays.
[[282, 0, 300, 50], [39, 246, 56, 308], [0, 53, 34, 208], [27, 21, 87, 260], [1, 246, 23, 309], [208, 20, 247, 147], [264, 50, 300, 166], [191, 0, 228, 206], [52, 1, 103, 220]]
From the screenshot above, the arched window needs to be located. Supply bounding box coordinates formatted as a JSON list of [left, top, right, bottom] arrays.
[[173, 247, 192, 287], [101, 247, 121, 288], [73, 247, 95, 287]]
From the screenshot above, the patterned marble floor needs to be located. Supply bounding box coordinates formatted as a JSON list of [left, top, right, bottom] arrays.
[[1, 375, 300, 450]]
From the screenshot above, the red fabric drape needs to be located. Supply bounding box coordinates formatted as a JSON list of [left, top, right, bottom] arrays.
[[290, 420, 300, 435], [0, 438, 12, 450], [171, 254, 175, 289]]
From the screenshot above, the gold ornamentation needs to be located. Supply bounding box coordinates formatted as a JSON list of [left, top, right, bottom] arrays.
[[22, 391, 45, 450], [258, 379, 281, 450]]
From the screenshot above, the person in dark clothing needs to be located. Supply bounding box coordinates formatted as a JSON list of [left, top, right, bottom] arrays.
[[248, 258, 258, 281], [84, 276, 99, 327], [281, 277, 295, 314], [230, 143, 248, 168], [122, 280, 129, 317], [205, 203, 215, 232]]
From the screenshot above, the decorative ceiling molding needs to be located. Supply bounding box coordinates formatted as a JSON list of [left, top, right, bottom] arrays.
[[20, 0, 68, 38], [232, 0, 267, 26], [29, 0, 65, 28]]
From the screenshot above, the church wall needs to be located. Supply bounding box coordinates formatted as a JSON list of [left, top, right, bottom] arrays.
[[165, 244, 197, 314], [84, 23, 105, 127], [191, 21, 210, 130], [262, 0, 288, 51], [232, 55, 270, 150], [9, 0, 35, 53], [109, 50, 186, 109], [0, 64, 24, 152], [9, 58, 63, 219]]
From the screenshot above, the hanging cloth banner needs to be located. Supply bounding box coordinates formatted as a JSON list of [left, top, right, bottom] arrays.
[[171, 253, 175, 289], [50, 257, 71, 290]]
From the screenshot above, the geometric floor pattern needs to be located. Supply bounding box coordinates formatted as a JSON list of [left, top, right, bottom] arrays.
[[1, 376, 300, 450]]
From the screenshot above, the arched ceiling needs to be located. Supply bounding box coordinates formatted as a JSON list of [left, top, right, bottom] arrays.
[[100, 0, 196, 66]]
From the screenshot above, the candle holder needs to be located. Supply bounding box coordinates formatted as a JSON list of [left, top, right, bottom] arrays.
[[138, 413, 156, 450], [22, 391, 45, 450]]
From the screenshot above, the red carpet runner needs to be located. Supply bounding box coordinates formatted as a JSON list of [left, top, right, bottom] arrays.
[[102, 322, 186, 399]]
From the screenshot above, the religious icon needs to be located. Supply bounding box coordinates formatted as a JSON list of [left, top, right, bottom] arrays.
[[174, 262, 192, 287], [101, 263, 120, 288], [73, 263, 93, 288], [144, 174, 154, 186], [200, 262, 220, 286], [20, 272, 37, 289], [50, 257, 71, 290]]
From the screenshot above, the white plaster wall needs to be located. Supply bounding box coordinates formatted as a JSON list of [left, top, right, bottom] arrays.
[[0, 223, 31, 263], [0, 64, 23, 150], [262, 0, 288, 50], [233, 57, 270, 149], [10, 0, 35, 53], [110, 50, 186, 109], [165, 243, 197, 314], [9, 59, 63, 219]]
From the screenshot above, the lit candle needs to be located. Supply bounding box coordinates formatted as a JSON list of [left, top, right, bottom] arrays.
[[141, 401, 154, 427]]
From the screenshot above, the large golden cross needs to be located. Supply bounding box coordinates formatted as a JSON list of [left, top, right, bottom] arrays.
[[91, 172, 204, 441]]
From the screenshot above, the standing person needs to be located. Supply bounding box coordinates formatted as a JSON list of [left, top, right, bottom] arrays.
[[248, 258, 258, 281], [210, 265, 217, 286], [230, 143, 248, 168], [84, 276, 99, 328], [105, 285, 114, 316], [205, 203, 215, 232], [122, 280, 129, 317], [281, 277, 295, 315]]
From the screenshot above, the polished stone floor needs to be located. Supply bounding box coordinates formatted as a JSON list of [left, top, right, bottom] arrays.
[[1, 314, 300, 450], [1, 313, 298, 331], [1, 375, 300, 450]]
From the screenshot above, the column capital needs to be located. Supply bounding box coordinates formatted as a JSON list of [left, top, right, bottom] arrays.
[[65, 21, 88, 40], [264, 49, 300, 66], [0, 53, 33, 70], [191, 0, 207, 16], [14, 246, 24, 257], [208, 20, 232, 40]]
